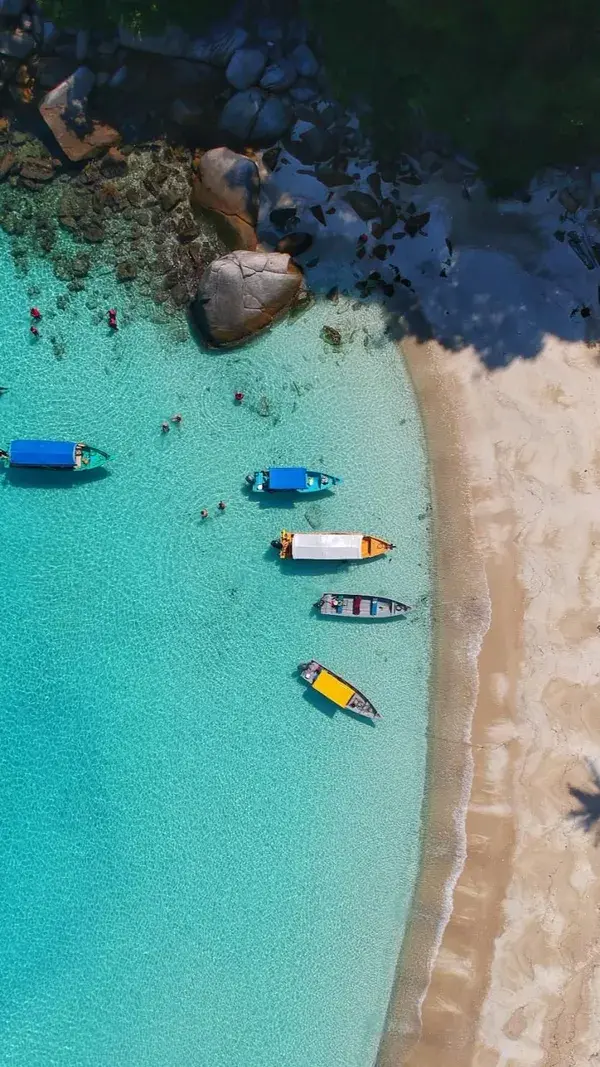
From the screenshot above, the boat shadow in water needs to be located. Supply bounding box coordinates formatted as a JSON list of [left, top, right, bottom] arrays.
[[266, 549, 352, 577], [297, 683, 378, 727], [241, 485, 336, 509], [5, 466, 110, 489]]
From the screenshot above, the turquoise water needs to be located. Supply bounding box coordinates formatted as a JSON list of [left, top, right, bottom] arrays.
[[0, 236, 431, 1067]]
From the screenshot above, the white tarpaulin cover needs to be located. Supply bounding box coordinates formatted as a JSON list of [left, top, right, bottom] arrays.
[[291, 532, 363, 560]]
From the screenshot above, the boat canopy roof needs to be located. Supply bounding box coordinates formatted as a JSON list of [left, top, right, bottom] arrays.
[[291, 532, 363, 560], [313, 669, 354, 708], [269, 467, 307, 490], [9, 440, 77, 468]]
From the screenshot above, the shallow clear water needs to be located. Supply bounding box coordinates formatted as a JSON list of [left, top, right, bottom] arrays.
[[0, 237, 431, 1067]]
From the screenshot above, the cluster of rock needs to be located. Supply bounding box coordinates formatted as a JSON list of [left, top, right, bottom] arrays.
[[0, 5, 326, 159]]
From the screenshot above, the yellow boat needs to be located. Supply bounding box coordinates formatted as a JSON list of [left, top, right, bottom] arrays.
[[271, 530, 394, 561], [298, 660, 381, 721]]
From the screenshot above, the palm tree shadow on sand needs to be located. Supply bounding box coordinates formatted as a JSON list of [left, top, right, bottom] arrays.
[[568, 760, 600, 840]]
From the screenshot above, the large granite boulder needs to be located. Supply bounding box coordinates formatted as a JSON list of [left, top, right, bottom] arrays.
[[219, 89, 291, 145], [226, 47, 266, 91], [40, 67, 120, 162], [260, 59, 297, 92], [191, 147, 259, 251], [192, 250, 305, 347], [289, 43, 319, 78], [0, 29, 34, 59]]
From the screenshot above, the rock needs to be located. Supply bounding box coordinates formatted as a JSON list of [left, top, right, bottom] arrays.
[[252, 95, 291, 143], [118, 24, 189, 57], [116, 259, 137, 281], [262, 145, 281, 171], [289, 80, 318, 103], [326, 286, 339, 302], [219, 88, 262, 142], [176, 212, 200, 242], [372, 243, 388, 260], [404, 211, 430, 236], [71, 253, 90, 277], [100, 146, 127, 177], [310, 204, 326, 225], [0, 0, 25, 13], [343, 190, 379, 221], [289, 43, 319, 78], [276, 232, 312, 257], [0, 31, 33, 60], [108, 65, 127, 89], [79, 217, 104, 242], [226, 47, 266, 91], [367, 171, 382, 200], [40, 67, 120, 163], [187, 24, 247, 66], [191, 147, 258, 251], [321, 325, 341, 345], [270, 206, 298, 229], [316, 166, 353, 187], [159, 184, 184, 212], [192, 249, 305, 347], [75, 29, 89, 61], [290, 124, 337, 164], [19, 158, 54, 184], [559, 185, 588, 213], [260, 59, 297, 92], [257, 16, 283, 42], [380, 198, 397, 231], [0, 150, 15, 179], [219, 89, 291, 145]]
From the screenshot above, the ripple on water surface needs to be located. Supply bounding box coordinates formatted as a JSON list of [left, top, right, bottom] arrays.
[[0, 240, 431, 1067]]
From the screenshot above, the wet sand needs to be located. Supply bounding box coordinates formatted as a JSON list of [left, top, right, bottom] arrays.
[[380, 332, 600, 1066]]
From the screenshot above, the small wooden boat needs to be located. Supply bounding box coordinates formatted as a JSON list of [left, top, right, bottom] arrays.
[[246, 467, 342, 494], [0, 440, 109, 471], [272, 530, 394, 561], [316, 593, 410, 618], [299, 660, 381, 721]]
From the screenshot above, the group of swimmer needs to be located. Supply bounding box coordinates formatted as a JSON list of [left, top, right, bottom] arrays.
[[165, 391, 246, 520], [28, 305, 119, 337]]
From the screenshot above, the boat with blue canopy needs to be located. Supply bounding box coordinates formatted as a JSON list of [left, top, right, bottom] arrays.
[[0, 440, 109, 471], [246, 467, 342, 494]]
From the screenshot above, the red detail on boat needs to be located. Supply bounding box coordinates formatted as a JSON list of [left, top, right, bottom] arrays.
[[352, 596, 361, 615]]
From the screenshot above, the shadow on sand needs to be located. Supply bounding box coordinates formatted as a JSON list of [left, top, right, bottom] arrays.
[[568, 760, 600, 840]]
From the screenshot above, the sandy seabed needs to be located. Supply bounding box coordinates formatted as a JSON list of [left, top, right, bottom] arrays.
[[379, 331, 600, 1067]]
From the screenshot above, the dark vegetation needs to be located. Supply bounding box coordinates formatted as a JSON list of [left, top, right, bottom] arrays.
[[39, 0, 600, 193]]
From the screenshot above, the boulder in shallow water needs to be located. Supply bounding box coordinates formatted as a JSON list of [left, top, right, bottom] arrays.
[[260, 59, 297, 93], [276, 232, 312, 257], [191, 147, 259, 251], [343, 190, 380, 221], [192, 249, 305, 347]]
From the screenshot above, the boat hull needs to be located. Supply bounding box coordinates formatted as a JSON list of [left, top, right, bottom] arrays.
[[316, 593, 410, 619], [298, 659, 380, 721], [249, 469, 342, 494], [275, 530, 395, 561]]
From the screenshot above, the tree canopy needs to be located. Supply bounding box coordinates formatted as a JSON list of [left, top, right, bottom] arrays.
[[38, 0, 600, 191], [305, 0, 600, 192]]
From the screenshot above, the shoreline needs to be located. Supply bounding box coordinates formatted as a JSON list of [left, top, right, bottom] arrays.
[[381, 328, 600, 1066], [376, 336, 491, 1065]]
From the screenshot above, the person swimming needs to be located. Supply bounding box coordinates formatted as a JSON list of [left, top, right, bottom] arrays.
[[217, 500, 226, 511], [170, 414, 182, 424], [161, 421, 170, 433], [30, 325, 39, 337], [234, 391, 244, 403], [30, 307, 41, 320], [200, 509, 208, 519]]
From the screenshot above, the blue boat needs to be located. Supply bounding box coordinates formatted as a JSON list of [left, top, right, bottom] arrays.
[[246, 467, 342, 494], [0, 440, 109, 471]]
